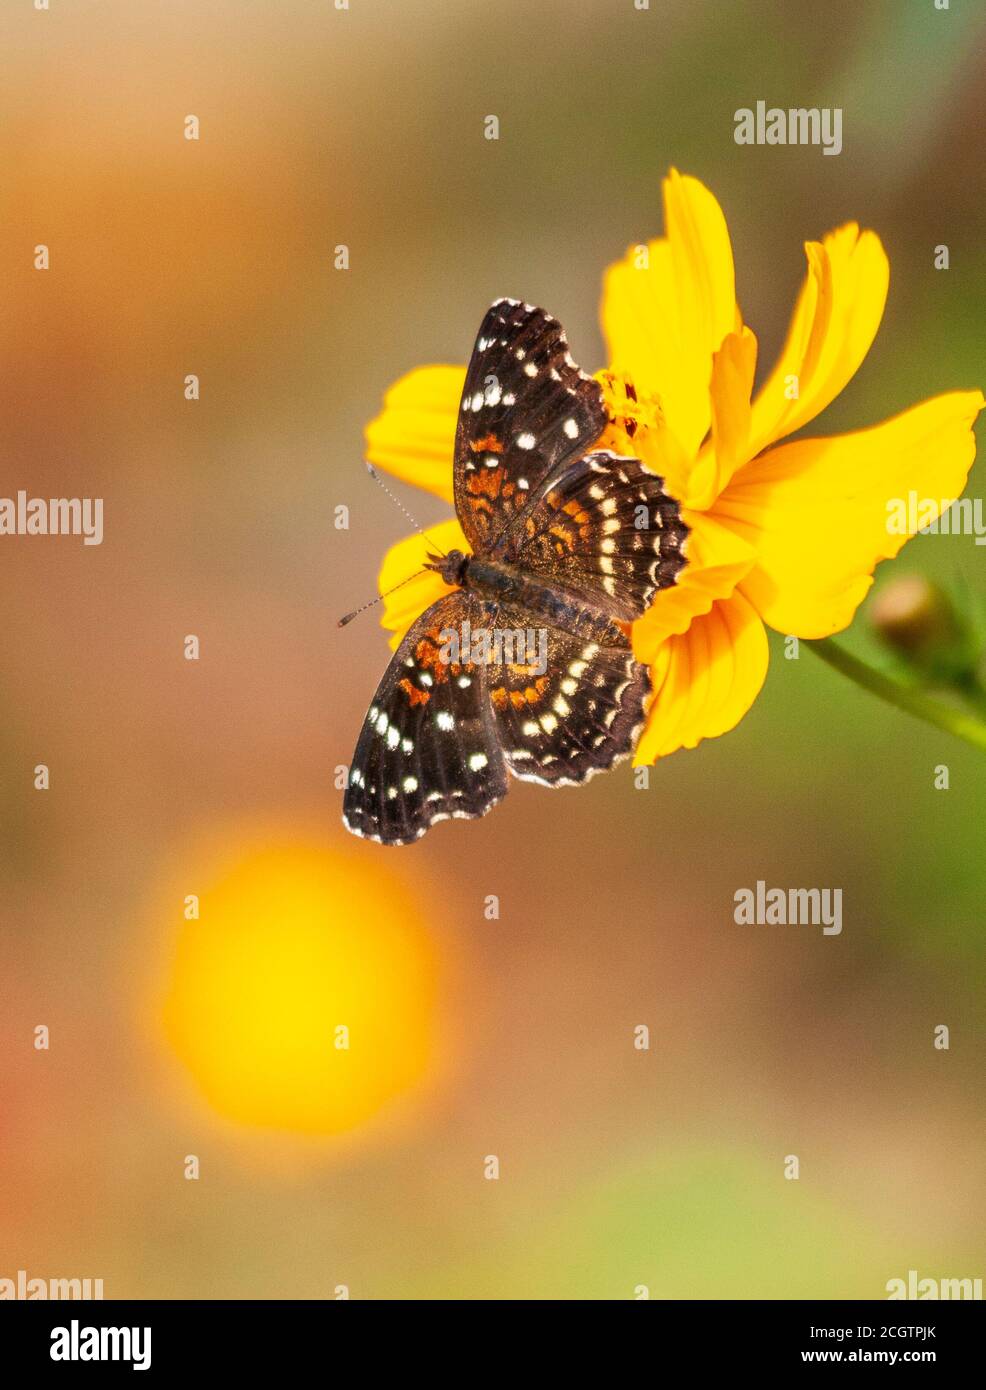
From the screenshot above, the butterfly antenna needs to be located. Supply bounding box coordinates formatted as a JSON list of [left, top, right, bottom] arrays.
[[337, 567, 429, 628], [338, 464, 454, 627], [365, 462, 448, 558]]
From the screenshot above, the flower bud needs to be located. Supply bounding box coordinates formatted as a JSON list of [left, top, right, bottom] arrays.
[[870, 576, 955, 654], [869, 575, 978, 683]]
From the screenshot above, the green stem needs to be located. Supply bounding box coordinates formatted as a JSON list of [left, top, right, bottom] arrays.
[[953, 671, 986, 723], [805, 638, 986, 753]]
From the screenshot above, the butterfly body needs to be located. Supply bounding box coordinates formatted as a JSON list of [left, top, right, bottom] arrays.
[[343, 299, 689, 845], [432, 551, 630, 649]]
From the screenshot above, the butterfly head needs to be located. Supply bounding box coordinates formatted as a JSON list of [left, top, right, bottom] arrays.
[[425, 549, 469, 588]]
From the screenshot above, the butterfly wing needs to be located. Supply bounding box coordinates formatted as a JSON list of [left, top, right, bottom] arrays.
[[343, 592, 508, 844], [481, 606, 651, 785], [499, 449, 689, 621], [453, 299, 607, 555]]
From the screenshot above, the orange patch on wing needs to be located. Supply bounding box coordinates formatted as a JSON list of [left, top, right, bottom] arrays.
[[414, 631, 460, 684], [496, 672, 550, 711], [522, 676, 549, 702], [398, 678, 430, 707], [467, 467, 503, 499], [469, 433, 503, 453]]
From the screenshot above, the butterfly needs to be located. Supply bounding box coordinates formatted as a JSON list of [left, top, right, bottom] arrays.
[[343, 299, 689, 844]]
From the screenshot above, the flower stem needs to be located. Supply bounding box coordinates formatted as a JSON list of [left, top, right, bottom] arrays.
[[952, 671, 986, 724], [805, 638, 986, 753]]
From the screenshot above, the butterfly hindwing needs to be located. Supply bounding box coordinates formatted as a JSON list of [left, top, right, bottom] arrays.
[[498, 449, 688, 621], [453, 299, 607, 553], [482, 605, 651, 786], [343, 593, 508, 845]]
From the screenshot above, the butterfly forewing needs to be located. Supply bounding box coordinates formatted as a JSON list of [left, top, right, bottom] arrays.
[[343, 593, 508, 845], [453, 299, 607, 554]]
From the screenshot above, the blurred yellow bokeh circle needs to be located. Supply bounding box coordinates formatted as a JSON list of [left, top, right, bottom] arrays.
[[161, 840, 439, 1135]]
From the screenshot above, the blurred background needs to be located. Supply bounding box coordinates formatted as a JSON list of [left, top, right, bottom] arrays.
[[1, 0, 984, 1299]]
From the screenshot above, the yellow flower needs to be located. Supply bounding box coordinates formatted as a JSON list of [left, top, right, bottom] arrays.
[[160, 837, 441, 1135], [365, 171, 984, 765]]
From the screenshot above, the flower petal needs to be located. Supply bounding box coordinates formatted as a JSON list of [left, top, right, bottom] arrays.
[[746, 224, 889, 457], [688, 325, 758, 509], [633, 590, 769, 763], [601, 170, 739, 460], [632, 508, 757, 658], [717, 390, 986, 638], [365, 365, 464, 504], [377, 517, 470, 649]]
